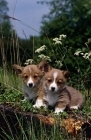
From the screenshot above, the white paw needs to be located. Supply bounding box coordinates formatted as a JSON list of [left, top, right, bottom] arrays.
[[33, 104, 38, 108], [70, 106, 78, 109], [55, 107, 65, 114], [33, 99, 45, 108]]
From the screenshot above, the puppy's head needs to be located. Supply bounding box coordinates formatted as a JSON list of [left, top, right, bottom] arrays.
[[13, 60, 52, 88], [44, 69, 70, 92]]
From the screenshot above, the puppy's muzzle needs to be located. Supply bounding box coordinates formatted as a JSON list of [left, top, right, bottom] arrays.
[[29, 83, 33, 87], [51, 87, 55, 91]]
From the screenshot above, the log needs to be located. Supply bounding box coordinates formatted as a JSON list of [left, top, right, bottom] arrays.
[[0, 103, 91, 139]]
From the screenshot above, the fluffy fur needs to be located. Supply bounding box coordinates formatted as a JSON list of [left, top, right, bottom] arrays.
[[13, 60, 51, 107], [42, 68, 84, 114]]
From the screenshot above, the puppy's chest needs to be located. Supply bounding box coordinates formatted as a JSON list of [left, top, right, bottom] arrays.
[[43, 92, 60, 106], [24, 84, 38, 99]]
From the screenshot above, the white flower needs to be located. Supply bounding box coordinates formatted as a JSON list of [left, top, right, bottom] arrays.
[[55, 60, 63, 68], [53, 38, 59, 42], [74, 50, 82, 56], [24, 59, 34, 65], [55, 41, 62, 45], [53, 37, 62, 45], [53, 35, 66, 45], [59, 34, 66, 40], [35, 45, 46, 53], [80, 53, 84, 55], [38, 54, 51, 62], [83, 52, 91, 59], [75, 50, 91, 60], [87, 52, 91, 57]]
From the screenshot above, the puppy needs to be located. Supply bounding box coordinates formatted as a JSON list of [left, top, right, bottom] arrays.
[[43, 68, 84, 114], [13, 60, 51, 107]]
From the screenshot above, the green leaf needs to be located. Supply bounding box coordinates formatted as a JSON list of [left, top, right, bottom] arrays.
[[88, 38, 91, 44]]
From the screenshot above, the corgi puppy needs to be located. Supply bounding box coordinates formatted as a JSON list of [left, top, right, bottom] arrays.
[[43, 68, 84, 114], [13, 60, 51, 107]]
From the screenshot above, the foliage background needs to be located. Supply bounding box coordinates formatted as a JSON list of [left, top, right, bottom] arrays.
[[0, 1, 91, 139], [0, 0, 91, 89]]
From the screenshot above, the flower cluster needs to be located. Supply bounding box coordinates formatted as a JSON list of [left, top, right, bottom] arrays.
[[74, 50, 91, 60], [24, 59, 34, 65], [38, 54, 51, 62], [55, 60, 63, 68], [74, 38, 91, 61], [83, 52, 91, 60], [53, 34, 66, 45], [35, 45, 46, 53], [59, 34, 67, 40], [25, 34, 67, 68]]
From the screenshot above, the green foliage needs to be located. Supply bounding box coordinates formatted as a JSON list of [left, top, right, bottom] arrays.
[[0, 1, 91, 139], [40, 0, 91, 48], [0, 58, 91, 140], [34, 34, 91, 89], [35, 0, 91, 89], [74, 39, 91, 89]]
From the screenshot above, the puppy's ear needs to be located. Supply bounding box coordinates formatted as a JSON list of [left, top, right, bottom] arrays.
[[12, 64, 23, 76], [62, 71, 70, 79], [37, 60, 52, 73]]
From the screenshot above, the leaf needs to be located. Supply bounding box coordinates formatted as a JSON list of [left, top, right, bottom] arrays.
[[88, 38, 91, 44]]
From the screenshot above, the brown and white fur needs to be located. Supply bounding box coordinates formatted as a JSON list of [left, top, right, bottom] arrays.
[[42, 68, 84, 114], [13, 60, 51, 107]]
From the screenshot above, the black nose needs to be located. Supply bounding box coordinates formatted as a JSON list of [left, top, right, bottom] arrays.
[[29, 83, 33, 87], [51, 87, 55, 91]]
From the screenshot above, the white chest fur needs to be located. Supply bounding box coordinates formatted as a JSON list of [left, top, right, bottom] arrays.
[[24, 84, 37, 99], [43, 91, 59, 106]]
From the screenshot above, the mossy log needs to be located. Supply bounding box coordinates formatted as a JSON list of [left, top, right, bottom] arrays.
[[0, 103, 91, 140]]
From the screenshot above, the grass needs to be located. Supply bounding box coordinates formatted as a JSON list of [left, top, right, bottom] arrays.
[[0, 67, 90, 115], [0, 67, 91, 140], [0, 67, 91, 114], [0, 0, 91, 139], [0, 28, 91, 139]]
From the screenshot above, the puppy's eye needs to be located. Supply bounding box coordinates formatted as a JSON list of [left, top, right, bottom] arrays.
[[57, 80, 62, 84], [34, 74, 38, 79], [47, 78, 52, 83], [24, 75, 28, 79]]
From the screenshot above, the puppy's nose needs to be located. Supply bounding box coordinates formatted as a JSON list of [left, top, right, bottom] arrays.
[[29, 83, 33, 87], [51, 87, 55, 91]]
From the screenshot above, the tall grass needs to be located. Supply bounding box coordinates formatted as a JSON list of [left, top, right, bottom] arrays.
[[0, 67, 22, 90], [0, 35, 90, 140], [0, 111, 79, 140], [0, 65, 91, 139]]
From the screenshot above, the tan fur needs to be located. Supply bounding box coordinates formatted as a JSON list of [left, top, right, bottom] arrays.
[[66, 86, 84, 108], [43, 68, 84, 113], [13, 60, 51, 105]]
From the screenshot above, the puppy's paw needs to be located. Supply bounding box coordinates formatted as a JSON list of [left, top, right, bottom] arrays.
[[70, 106, 78, 110], [55, 107, 65, 114], [33, 99, 45, 108]]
